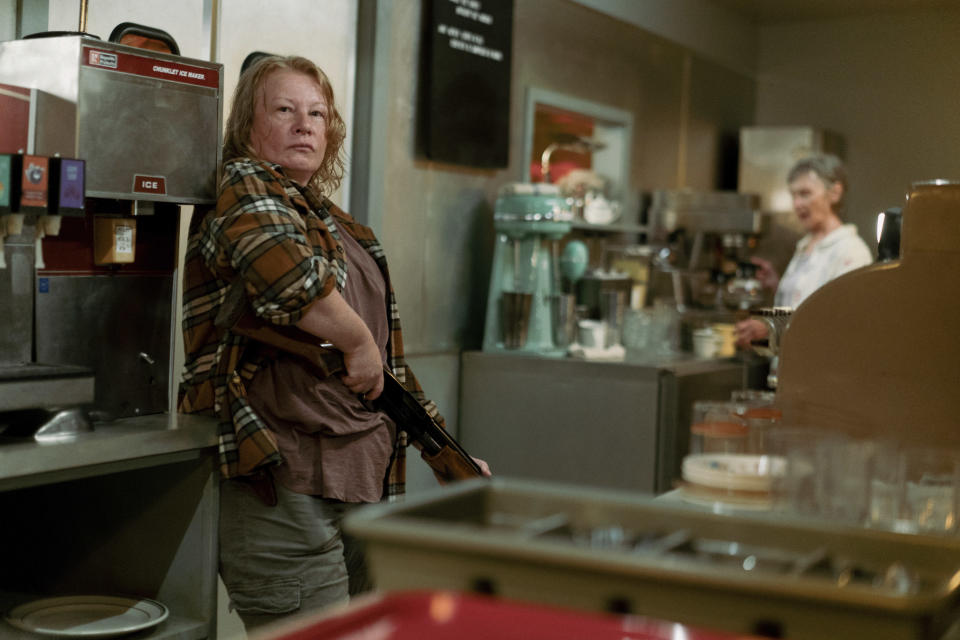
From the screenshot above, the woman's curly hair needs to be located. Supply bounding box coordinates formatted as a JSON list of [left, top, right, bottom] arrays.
[[222, 55, 346, 195]]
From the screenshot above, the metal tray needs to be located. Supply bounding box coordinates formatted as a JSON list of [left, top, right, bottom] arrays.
[[345, 478, 960, 640]]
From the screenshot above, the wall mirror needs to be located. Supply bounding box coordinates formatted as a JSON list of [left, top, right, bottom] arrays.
[[522, 87, 634, 223]]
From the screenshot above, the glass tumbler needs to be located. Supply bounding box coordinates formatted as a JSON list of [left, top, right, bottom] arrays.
[[897, 447, 960, 535], [765, 427, 833, 517]]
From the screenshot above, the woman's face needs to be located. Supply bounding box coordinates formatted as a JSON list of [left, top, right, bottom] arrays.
[[789, 170, 842, 234], [250, 69, 328, 186]]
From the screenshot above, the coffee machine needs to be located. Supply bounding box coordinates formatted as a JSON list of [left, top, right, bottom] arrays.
[[0, 33, 221, 437], [645, 189, 763, 311], [482, 183, 574, 356]]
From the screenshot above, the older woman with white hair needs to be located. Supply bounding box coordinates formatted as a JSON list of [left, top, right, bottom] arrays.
[[736, 154, 873, 347]]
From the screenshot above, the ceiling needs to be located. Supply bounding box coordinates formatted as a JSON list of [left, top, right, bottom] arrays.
[[707, 0, 958, 24]]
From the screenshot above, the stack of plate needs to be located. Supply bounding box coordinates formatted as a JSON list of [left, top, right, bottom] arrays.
[[4, 595, 168, 638], [680, 453, 786, 510]]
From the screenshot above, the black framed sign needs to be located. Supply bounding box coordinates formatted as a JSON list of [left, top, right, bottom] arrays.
[[419, 0, 513, 168]]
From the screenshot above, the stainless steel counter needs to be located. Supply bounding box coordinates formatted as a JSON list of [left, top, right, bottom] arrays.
[[0, 412, 218, 492], [458, 350, 766, 494]]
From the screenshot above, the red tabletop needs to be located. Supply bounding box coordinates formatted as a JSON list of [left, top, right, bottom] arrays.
[[259, 590, 758, 640]]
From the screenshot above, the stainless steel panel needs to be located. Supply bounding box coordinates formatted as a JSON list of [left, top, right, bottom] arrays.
[[0, 374, 94, 412], [34, 274, 173, 419], [0, 231, 35, 365], [459, 351, 760, 494], [649, 189, 762, 234], [459, 351, 662, 493], [0, 36, 222, 203], [74, 67, 220, 202], [31, 88, 75, 156], [656, 362, 760, 491]]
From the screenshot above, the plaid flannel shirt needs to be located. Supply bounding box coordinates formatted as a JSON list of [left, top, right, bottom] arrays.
[[179, 157, 443, 499]]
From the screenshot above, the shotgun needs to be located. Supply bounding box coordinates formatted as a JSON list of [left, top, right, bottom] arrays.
[[214, 285, 484, 483]]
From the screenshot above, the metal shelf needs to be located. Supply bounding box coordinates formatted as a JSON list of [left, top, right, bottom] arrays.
[[0, 414, 219, 639], [0, 413, 217, 491], [569, 220, 646, 235]]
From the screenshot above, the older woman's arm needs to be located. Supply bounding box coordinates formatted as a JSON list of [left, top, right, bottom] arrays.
[[295, 290, 384, 399]]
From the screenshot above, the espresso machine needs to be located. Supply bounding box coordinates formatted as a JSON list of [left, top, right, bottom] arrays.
[[645, 189, 763, 311], [0, 32, 221, 438], [481, 183, 574, 356]]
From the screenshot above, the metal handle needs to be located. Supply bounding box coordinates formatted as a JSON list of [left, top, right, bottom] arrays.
[[78, 0, 88, 33]]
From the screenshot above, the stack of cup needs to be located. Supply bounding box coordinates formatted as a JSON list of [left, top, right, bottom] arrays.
[[689, 400, 749, 455]]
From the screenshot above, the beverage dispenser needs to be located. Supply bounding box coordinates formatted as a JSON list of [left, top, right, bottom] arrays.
[[0, 33, 222, 434], [645, 189, 763, 311]]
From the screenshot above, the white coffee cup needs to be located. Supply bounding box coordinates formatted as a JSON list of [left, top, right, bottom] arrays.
[[577, 319, 607, 349], [692, 328, 717, 358]]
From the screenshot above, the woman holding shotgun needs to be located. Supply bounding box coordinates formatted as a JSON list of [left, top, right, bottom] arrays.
[[179, 54, 489, 631]]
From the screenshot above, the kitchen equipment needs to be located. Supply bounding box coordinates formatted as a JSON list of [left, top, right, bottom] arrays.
[[0, 35, 221, 202], [646, 190, 762, 313], [346, 477, 960, 640], [877, 206, 903, 261], [0, 33, 223, 426], [482, 183, 573, 355], [723, 262, 764, 310], [459, 351, 764, 494], [748, 307, 793, 388]]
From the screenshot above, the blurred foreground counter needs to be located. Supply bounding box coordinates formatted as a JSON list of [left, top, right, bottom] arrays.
[[252, 590, 761, 640], [459, 350, 766, 494], [339, 478, 960, 640]]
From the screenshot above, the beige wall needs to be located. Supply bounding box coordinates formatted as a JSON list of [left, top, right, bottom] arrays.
[[753, 8, 960, 250], [378, 0, 755, 357]]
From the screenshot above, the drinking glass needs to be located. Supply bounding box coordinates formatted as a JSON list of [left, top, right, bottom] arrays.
[[766, 427, 832, 517], [897, 447, 960, 535]]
